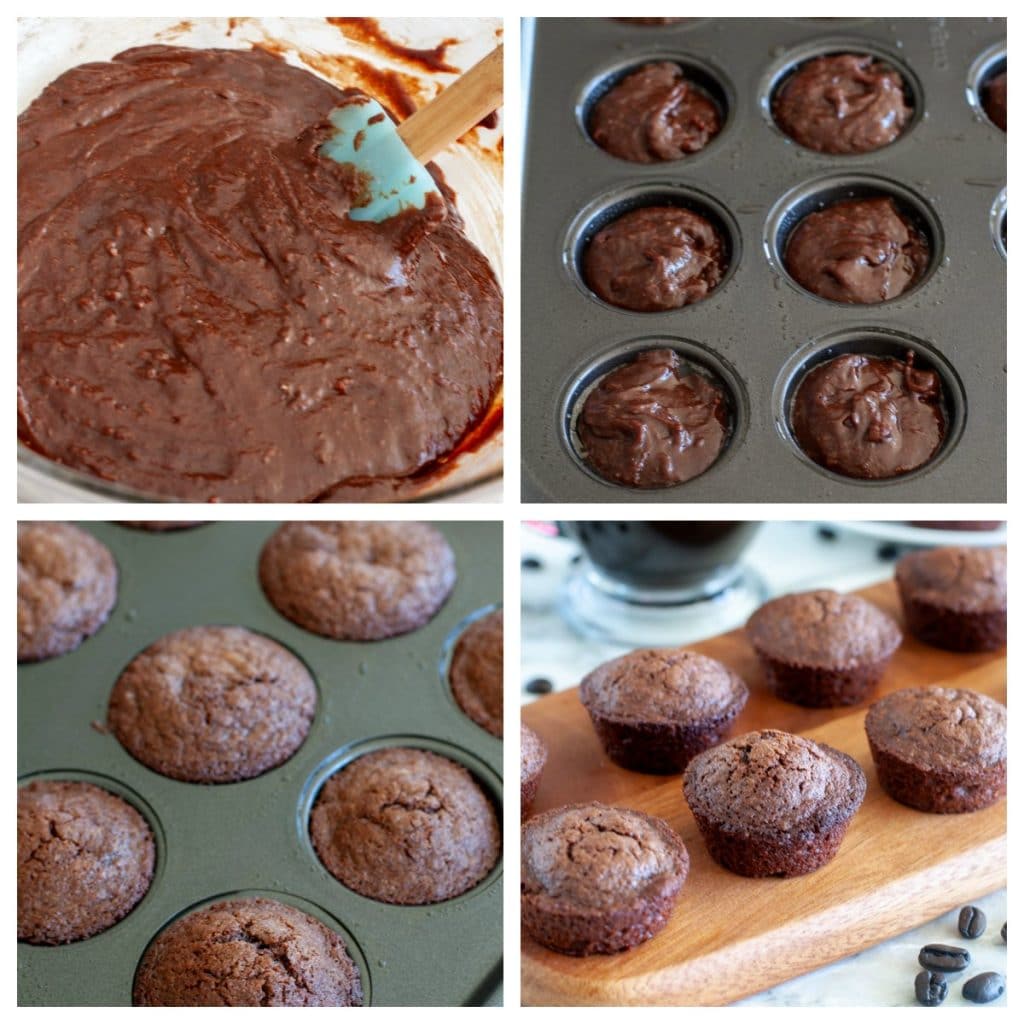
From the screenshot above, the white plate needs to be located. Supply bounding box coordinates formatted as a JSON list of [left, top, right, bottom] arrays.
[[835, 521, 1006, 547]]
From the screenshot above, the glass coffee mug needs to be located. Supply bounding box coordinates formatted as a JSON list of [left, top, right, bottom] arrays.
[[558, 521, 766, 645]]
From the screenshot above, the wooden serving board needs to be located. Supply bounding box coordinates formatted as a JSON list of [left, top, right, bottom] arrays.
[[521, 580, 1006, 1006]]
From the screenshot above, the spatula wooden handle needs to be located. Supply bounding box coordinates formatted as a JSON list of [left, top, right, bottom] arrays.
[[397, 44, 503, 163]]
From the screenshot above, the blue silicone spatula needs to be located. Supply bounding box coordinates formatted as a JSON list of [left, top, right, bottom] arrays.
[[322, 43, 503, 222]]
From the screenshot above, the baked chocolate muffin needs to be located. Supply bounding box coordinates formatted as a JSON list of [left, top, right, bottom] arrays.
[[521, 723, 548, 819], [577, 349, 729, 489], [18, 522, 118, 662], [784, 196, 929, 304], [108, 625, 317, 783], [582, 206, 727, 311], [310, 747, 500, 905], [746, 589, 902, 707], [18, 780, 155, 944], [133, 897, 363, 1006], [865, 687, 1006, 813], [589, 62, 721, 163], [984, 70, 1007, 131], [791, 351, 945, 480], [895, 546, 1006, 652], [580, 647, 748, 773], [259, 521, 456, 641], [683, 729, 866, 877], [773, 53, 912, 154], [521, 802, 689, 955], [449, 608, 503, 737]]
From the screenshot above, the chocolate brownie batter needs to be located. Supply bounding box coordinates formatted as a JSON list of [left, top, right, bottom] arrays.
[[984, 70, 1007, 131], [18, 46, 502, 502], [773, 53, 912, 154], [259, 521, 456, 640], [784, 196, 929, 304], [449, 608, 503, 737], [310, 747, 500, 905], [583, 206, 727, 311], [108, 626, 317, 783], [521, 802, 689, 955], [589, 62, 721, 163], [18, 522, 118, 663], [133, 897, 363, 1006], [578, 349, 729, 489], [18, 780, 155, 944], [791, 351, 945, 480]]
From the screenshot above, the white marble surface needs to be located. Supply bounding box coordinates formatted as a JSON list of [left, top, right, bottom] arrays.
[[521, 522, 1007, 1006]]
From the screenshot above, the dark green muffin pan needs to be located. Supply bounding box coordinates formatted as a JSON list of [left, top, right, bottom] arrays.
[[17, 521, 503, 1006]]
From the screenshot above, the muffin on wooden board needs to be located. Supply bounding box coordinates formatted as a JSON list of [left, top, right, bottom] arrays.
[[521, 802, 689, 956], [895, 546, 1006, 652], [683, 729, 866, 877], [310, 747, 500, 905], [449, 608, 503, 737], [520, 723, 548, 819], [745, 589, 901, 707], [865, 686, 1006, 814], [580, 647, 748, 773], [259, 521, 456, 641], [18, 780, 154, 944], [133, 897, 362, 1006], [18, 522, 118, 662]]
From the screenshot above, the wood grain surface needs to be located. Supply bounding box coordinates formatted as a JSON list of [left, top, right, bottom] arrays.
[[521, 580, 1007, 1006]]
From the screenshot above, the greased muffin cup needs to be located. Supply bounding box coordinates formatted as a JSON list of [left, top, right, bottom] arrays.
[[521, 802, 690, 955], [580, 647, 749, 773], [895, 545, 1007, 652], [745, 589, 902, 707], [865, 686, 1006, 814], [682, 729, 866, 877], [522, 18, 1005, 503], [17, 522, 502, 1007]]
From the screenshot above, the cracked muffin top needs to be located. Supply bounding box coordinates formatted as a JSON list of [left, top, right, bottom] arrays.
[[18, 780, 155, 944], [746, 589, 902, 668], [18, 522, 118, 662], [683, 729, 866, 835], [309, 747, 500, 905], [580, 647, 748, 724], [865, 686, 1006, 771], [132, 897, 363, 1006], [521, 802, 688, 912], [108, 625, 317, 784], [895, 546, 1006, 613]]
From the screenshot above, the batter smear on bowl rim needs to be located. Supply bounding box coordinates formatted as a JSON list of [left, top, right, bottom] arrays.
[[17, 45, 502, 501]]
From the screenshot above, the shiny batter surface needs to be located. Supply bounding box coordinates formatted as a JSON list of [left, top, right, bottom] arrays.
[[588, 61, 721, 163], [984, 70, 1007, 131], [773, 53, 911, 154], [784, 196, 929, 304], [578, 348, 728, 488], [791, 351, 945, 480], [582, 206, 727, 311], [18, 46, 502, 501]]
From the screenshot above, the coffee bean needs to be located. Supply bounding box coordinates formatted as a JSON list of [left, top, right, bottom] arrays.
[[958, 905, 987, 939], [915, 970, 948, 1007], [962, 971, 1005, 1004], [525, 677, 553, 695], [1001, 921, 1006, 942], [521, 557, 543, 571], [918, 944, 970, 972]]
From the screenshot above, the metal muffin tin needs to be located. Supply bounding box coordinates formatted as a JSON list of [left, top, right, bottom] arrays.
[[521, 17, 1006, 502], [17, 521, 503, 1007]]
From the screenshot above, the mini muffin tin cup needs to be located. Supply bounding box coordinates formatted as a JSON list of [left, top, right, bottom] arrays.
[[17, 522, 503, 1007], [522, 17, 1006, 502]]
